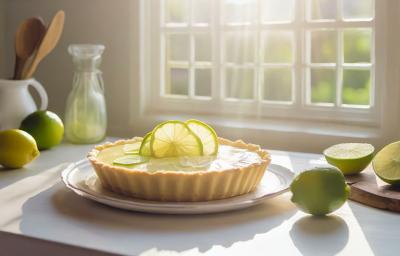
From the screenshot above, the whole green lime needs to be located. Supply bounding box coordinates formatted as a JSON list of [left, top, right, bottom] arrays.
[[20, 110, 64, 150], [290, 167, 350, 216], [0, 129, 40, 168]]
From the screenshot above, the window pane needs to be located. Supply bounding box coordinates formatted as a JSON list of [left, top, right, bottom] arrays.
[[344, 29, 371, 63], [165, 0, 188, 24], [224, 0, 256, 25], [193, 0, 210, 24], [261, 0, 294, 23], [195, 33, 212, 62], [342, 69, 370, 105], [309, 0, 336, 20], [195, 69, 212, 97], [263, 68, 292, 102], [226, 68, 254, 99], [310, 68, 336, 104], [343, 0, 373, 20], [263, 31, 293, 63], [310, 30, 337, 63], [166, 68, 189, 95], [225, 32, 255, 63], [166, 34, 189, 61]]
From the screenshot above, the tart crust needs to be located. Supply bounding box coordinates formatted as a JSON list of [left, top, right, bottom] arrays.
[[87, 137, 271, 202]]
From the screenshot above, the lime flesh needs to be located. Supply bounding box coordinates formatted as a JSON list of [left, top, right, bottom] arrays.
[[290, 167, 350, 216], [139, 132, 152, 156], [324, 143, 374, 175], [372, 141, 400, 185], [150, 121, 203, 158], [186, 119, 218, 156], [113, 155, 149, 166]]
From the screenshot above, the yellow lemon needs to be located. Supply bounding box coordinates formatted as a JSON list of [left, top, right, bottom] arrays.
[[0, 129, 40, 169]]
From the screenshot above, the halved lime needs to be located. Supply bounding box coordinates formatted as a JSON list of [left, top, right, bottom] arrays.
[[123, 141, 141, 154], [323, 143, 375, 175], [113, 155, 149, 166], [150, 121, 203, 158], [186, 119, 218, 156], [372, 141, 400, 185], [139, 132, 152, 156]]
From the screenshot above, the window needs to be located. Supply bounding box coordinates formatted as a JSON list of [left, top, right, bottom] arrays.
[[144, 0, 380, 124]]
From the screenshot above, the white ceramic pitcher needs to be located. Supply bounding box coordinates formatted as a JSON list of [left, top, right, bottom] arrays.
[[0, 78, 48, 131]]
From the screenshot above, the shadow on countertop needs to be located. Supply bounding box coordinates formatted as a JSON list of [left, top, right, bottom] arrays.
[[289, 215, 349, 256], [20, 182, 296, 255]]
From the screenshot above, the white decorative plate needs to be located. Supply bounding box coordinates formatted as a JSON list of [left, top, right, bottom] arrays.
[[61, 160, 294, 214]]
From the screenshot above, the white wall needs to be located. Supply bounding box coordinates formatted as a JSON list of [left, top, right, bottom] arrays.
[[3, 0, 400, 153], [0, 0, 6, 77], [3, 0, 140, 137]]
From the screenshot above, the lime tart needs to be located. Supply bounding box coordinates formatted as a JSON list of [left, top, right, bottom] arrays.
[[87, 120, 270, 202]]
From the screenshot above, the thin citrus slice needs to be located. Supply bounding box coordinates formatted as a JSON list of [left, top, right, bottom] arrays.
[[123, 141, 141, 154], [113, 155, 149, 166], [323, 143, 374, 175], [186, 119, 218, 156], [150, 121, 203, 158], [372, 141, 400, 185], [139, 132, 152, 156]]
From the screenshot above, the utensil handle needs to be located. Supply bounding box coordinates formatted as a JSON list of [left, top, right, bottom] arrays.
[[29, 79, 48, 110], [22, 58, 38, 79], [13, 57, 23, 80]]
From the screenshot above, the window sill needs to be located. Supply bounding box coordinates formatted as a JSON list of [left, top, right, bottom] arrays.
[[124, 110, 382, 153]]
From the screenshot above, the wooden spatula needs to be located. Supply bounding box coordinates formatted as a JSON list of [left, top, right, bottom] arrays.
[[21, 10, 65, 79], [13, 17, 46, 80]]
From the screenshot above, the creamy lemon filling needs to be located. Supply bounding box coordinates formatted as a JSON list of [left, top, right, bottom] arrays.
[[96, 144, 262, 172]]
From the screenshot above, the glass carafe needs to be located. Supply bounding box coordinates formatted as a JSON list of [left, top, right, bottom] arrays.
[[65, 44, 107, 144]]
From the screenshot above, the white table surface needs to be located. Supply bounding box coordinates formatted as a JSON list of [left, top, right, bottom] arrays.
[[0, 138, 399, 256]]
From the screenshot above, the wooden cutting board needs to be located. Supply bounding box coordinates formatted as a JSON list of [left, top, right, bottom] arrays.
[[345, 165, 400, 212]]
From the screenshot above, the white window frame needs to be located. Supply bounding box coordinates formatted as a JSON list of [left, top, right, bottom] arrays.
[[141, 0, 384, 127]]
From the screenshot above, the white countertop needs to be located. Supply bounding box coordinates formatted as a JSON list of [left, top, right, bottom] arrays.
[[0, 138, 399, 256]]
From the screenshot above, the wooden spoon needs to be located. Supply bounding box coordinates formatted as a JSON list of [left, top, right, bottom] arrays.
[[21, 10, 65, 79], [13, 17, 46, 80]]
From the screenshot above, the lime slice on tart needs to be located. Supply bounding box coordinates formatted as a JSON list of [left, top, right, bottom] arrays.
[[323, 143, 375, 175], [372, 141, 400, 185], [139, 132, 152, 156], [186, 119, 218, 156], [113, 155, 149, 166], [150, 121, 203, 158], [123, 141, 141, 154]]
